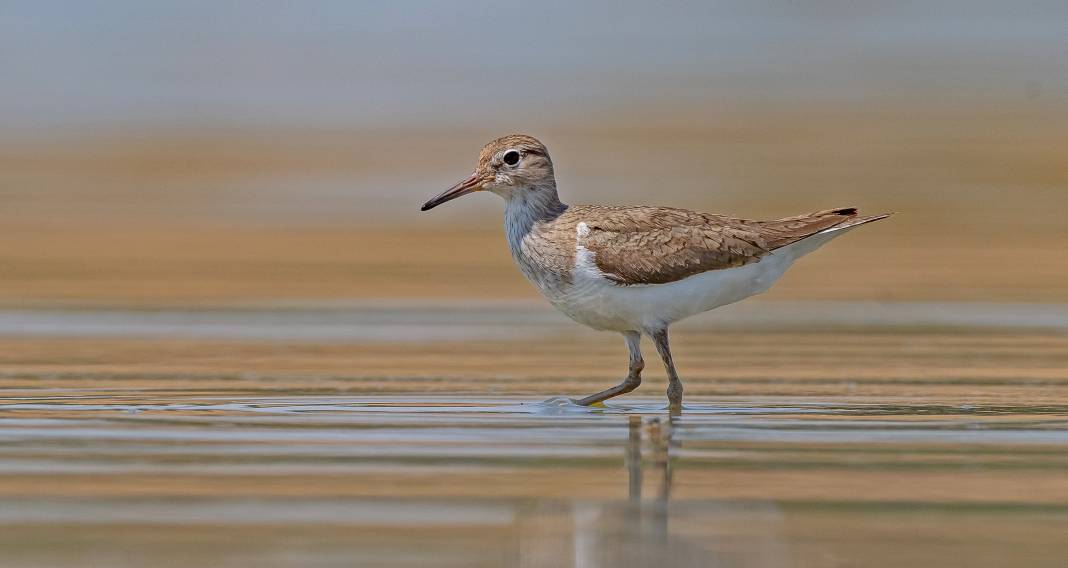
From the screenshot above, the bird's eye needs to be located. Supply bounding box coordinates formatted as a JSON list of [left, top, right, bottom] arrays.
[[502, 150, 520, 166]]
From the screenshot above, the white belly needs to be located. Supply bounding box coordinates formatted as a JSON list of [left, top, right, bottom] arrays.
[[547, 252, 789, 331]]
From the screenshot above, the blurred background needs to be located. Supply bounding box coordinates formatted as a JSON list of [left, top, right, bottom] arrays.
[[3, 1, 1067, 306], [4, 4, 1068, 566]]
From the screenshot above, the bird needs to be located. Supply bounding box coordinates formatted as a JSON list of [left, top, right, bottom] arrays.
[[421, 134, 889, 411]]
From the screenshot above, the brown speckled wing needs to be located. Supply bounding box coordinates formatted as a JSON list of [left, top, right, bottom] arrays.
[[581, 206, 863, 285]]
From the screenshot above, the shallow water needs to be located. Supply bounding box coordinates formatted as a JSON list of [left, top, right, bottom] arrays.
[[2, 305, 1068, 567]]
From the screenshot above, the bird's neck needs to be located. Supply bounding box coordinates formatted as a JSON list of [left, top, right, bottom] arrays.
[[503, 184, 568, 255]]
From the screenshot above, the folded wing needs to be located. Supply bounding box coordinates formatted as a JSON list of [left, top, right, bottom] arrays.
[[583, 206, 864, 285]]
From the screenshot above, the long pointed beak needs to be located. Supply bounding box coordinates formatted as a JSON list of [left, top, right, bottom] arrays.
[[420, 172, 483, 211]]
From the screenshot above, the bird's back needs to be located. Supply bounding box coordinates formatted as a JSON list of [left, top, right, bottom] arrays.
[[568, 205, 886, 286]]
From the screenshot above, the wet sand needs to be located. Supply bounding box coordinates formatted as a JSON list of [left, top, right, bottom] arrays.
[[2, 304, 1067, 567]]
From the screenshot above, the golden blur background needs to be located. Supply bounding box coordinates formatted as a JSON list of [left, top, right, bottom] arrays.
[[3, 3, 1067, 307]]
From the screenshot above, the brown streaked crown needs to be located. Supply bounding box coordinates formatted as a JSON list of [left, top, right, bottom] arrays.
[[480, 135, 555, 170], [478, 134, 552, 168]]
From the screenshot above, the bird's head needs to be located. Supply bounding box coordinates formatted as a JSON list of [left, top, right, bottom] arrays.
[[421, 134, 556, 211]]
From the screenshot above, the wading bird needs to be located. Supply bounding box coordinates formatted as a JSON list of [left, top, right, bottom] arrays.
[[421, 135, 888, 411]]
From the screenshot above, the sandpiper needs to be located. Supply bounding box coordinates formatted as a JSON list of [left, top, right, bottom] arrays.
[[421, 134, 888, 410]]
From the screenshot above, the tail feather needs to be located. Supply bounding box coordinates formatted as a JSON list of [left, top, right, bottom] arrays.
[[823, 211, 893, 232], [761, 207, 891, 250], [778, 210, 892, 261]]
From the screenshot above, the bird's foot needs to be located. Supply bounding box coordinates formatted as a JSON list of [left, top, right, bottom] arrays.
[[667, 382, 683, 414]]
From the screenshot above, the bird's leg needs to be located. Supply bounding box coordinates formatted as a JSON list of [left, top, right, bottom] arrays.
[[575, 331, 643, 406], [651, 329, 684, 412]]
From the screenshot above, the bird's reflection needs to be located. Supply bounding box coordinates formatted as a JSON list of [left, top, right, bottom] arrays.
[[517, 414, 681, 567], [517, 412, 787, 567], [620, 414, 676, 562], [594, 415, 742, 566]]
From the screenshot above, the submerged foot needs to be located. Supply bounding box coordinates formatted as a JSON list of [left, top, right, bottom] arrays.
[[667, 383, 684, 414]]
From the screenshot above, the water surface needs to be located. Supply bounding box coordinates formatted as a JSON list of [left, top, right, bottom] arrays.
[[1, 305, 1067, 567]]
